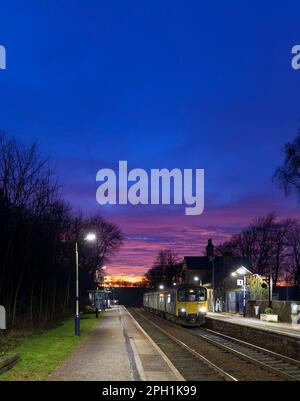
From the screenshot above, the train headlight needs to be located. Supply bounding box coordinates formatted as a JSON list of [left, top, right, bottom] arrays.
[[199, 306, 207, 314], [179, 308, 186, 315]]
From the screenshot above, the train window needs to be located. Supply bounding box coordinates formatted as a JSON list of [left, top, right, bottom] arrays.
[[197, 288, 206, 301], [178, 290, 185, 301], [187, 289, 197, 301], [177, 288, 207, 302]]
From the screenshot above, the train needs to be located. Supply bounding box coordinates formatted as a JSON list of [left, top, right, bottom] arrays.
[[143, 284, 208, 326]]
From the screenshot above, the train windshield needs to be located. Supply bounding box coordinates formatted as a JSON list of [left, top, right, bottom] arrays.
[[178, 288, 206, 302]]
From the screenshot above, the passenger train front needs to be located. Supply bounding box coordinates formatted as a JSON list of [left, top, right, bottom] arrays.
[[143, 284, 208, 326]]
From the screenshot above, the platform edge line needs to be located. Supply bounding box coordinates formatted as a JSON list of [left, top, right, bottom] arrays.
[[123, 307, 186, 381]]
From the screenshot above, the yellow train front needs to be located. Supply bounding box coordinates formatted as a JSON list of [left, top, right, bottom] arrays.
[[143, 284, 208, 326]]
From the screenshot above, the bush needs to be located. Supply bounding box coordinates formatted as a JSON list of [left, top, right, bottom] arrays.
[[84, 305, 95, 314], [264, 307, 274, 314]]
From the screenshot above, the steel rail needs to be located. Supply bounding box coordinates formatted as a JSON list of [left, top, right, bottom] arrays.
[[132, 309, 238, 382], [191, 327, 300, 381]]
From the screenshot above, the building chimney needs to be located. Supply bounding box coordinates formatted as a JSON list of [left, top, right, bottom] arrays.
[[206, 238, 214, 258]]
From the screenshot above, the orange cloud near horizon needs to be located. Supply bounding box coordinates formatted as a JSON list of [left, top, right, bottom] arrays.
[[102, 274, 148, 287], [103, 197, 299, 276]]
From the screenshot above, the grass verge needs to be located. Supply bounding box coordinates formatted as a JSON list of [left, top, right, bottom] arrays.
[[0, 314, 99, 381]]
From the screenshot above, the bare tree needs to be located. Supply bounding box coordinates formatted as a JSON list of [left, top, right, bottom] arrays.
[[145, 249, 181, 288], [285, 220, 300, 289], [0, 132, 59, 212], [270, 219, 293, 287], [273, 131, 300, 199], [0, 132, 123, 328], [80, 215, 123, 275], [216, 214, 297, 288]]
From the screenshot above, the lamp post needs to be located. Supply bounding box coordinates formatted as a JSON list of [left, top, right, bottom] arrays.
[[75, 232, 97, 336], [209, 256, 215, 312], [268, 272, 273, 308], [75, 241, 79, 336], [242, 275, 247, 317]]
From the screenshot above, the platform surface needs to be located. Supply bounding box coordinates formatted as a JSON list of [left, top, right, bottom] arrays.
[[49, 306, 183, 381], [207, 312, 300, 339]]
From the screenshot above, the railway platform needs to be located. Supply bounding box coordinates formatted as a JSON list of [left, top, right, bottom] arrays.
[[207, 312, 300, 339], [49, 305, 183, 381], [206, 312, 300, 360]]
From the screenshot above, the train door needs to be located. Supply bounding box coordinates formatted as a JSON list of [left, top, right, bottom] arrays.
[[154, 293, 159, 310], [159, 292, 165, 311], [166, 292, 171, 314], [170, 290, 176, 315]]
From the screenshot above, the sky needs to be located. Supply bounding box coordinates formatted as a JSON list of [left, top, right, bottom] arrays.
[[1, 1, 300, 275]]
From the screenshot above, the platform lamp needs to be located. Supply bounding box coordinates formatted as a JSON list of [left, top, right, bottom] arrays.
[[75, 232, 97, 336]]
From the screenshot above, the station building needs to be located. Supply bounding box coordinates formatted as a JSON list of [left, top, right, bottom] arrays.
[[180, 239, 250, 313]]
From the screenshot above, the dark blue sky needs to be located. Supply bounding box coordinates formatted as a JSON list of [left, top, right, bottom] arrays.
[[1, 1, 300, 274]]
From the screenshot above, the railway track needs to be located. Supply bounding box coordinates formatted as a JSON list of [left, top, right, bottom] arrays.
[[129, 309, 237, 381], [191, 328, 300, 381], [130, 308, 300, 381]]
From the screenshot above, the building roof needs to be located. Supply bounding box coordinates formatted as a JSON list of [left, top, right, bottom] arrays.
[[184, 256, 222, 269], [183, 255, 250, 284], [184, 256, 249, 269]]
